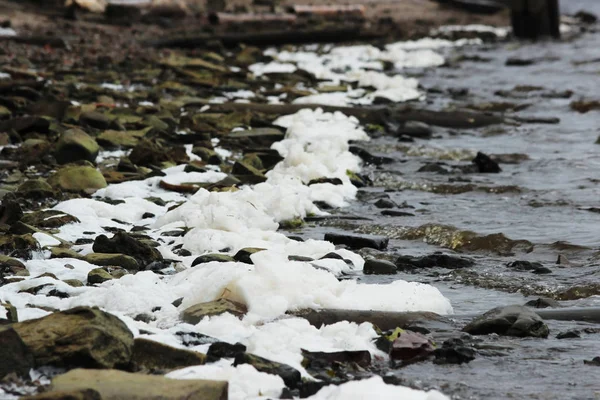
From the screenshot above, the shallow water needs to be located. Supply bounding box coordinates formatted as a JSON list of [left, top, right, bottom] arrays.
[[295, 8, 600, 400]]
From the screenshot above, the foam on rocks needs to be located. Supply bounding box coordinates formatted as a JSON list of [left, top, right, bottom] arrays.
[[0, 35, 462, 398]]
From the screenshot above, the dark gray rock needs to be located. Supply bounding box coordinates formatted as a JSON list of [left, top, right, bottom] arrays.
[[93, 232, 163, 267], [397, 121, 432, 139], [363, 259, 397, 275], [234, 353, 301, 389], [463, 305, 549, 338], [524, 297, 561, 309], [373, 198, 396, 209], [396, 253, 474, 271], [0, 325, 35, 378], [324, 232, 389, 250]]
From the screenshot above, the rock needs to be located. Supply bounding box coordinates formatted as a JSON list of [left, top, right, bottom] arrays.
[[50, 248, 83, 259], [192, 147, 222, 165], [279, 218, 304, 230], [363, 259, 397, 275], [556, 330, 581, 339], [79, 111, 114, 129], [571, 100, 600, 113], [49, 368, 228, 400], [307, 177, 343, 186], [0, 193, 23, 226], [0, 255, 29, 277], [575, 10, 598, 24], [524, 297, 561, 309], [507, 260, 551, 274], [463, 305, 549, 338], [395, 253, 474, 271], [54, 128, 100, 164], [225, 127, 285, 147], [48, 165, 107, 192], [375, 328, 434, 361], [233, 247, 265, 264], [373, 198, 396, 209], [234, 352, 301, 389], [396, 121, 432, 139], [584, 357, 600, 366], [206, 342, 247, 362], [181, 299, 248, 324], [21, 210, 79, 229], [505, 57, 536, 66], [12, 306, 134, 368], [21, 389, 102, 400], [231, 161, 267, 184], [324, 232, 389, 250], [348, 146, 394, 166], [84, 253, 140, 271], [87, 268, 114, 284], [192, 253, 235, 266], [0, 233, 39, 259], [97, 129, 148, 148], [92, 232, 162, 267], [433, 338, 476, 364], [131, 338, 205, 372], [472, 152, 501, 173], [381, 210, 415, 217], [302, 349, 371, 369], [16, 179, 55, 198], [0, 326, 35, 378], [129, 139, 188, 167]]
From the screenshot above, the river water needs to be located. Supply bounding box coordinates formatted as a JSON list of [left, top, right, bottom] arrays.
[[296, 4, 600, 399]]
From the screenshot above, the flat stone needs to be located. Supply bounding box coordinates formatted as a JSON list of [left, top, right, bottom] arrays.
[[324, 232, 389, 250], [396, 253, 474, 271], [181, 298, 247, 325], [49, 368, 228, 400], [131, 338, 206, 372], [12, 306, 134, 369], [84, 253, 140, 271], [463, 305, 550, 338]]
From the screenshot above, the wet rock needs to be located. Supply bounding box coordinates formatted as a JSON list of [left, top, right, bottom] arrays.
[[54, 128, 100, 164], [49, 368, 228, 400], [79, 111, 114, 130], [556, 330, 581, 339], [21, 389, 102, 400], [12, 306, 133, 368], [191, 253, 235, 266], [575, 10, 598, 24], [131, 338, 206, 372], [363, 259, 397, 275], [507, 260, 551, 274], [0, 326, 35, 378], [396, 121, 432, 139], [0, 234, 39, 259], [92, 231, 163, 267], [233, 247, 265, 264], [50, 248, 83, 259], [396, 253, 474, 271], [349, 146, 394, 166], [87, 268, 114, 284], [584, 357, 600, 366], [463, 305, 549, 338], [0, 194, 22, 227], [16, 179, 55, 199], [231, 161, 266, 184], [97, 129, 148, 148], [302, 349, 371, 369], [84, 253, 140, 271], [433, 338, 476, 364], [472, 152, 501, 173], [234, 352, 301, 389], [571, 99, 600, 113], [524, 297, 561, 309], [376, 328, 434, 362], [225, 127, 285, 147], [505, 57, 537, 66], [181, 299, 247, 324], [206, 342, 246, 362], [308, 177, 343, 186], [417, 162, 450, 174], [381, 210, 415, 217], [324, 232, 389, 250], [373, 198, 396, 209], [48, 164, 107, 192]]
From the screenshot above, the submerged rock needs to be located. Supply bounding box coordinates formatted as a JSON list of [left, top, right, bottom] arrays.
[[12, 306, 134, 368], [396, 253, 474, 271], [396, 121, 432, 139], [433, 338, 476, 365], [48, 368, 228, 400], [524, 297, 561, 309], [181, 299, 247, 324], [463, 305, 549, 338], [507, 260, 552, 274], [472, 152, 501, 173], [131, 338, 206, 372], [324, 232, 389, 250]]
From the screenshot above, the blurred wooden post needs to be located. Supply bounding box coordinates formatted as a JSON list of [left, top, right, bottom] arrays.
[[510, 0, 560, 39]]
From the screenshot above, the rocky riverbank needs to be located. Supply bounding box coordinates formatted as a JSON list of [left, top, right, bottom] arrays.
[[1, 0, 600, 399]]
